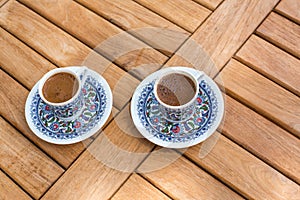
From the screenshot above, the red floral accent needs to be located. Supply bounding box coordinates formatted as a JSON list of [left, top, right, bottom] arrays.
[[90, 105, 96, 111], [53, 124, 59, 130], [74, 121, 81, 128], [196, 117, 202, 123], [45, 105, 50, 111], [82, 88, 87, 94], [172, 126, 180, 134], [197, 97, 202, 104]]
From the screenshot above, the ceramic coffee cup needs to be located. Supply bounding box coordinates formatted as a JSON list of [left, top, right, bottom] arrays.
[[153, 69, 203, 122], [38, 66, 88, 119]]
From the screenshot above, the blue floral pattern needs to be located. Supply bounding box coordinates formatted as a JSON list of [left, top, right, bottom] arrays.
[[137, 80, 218, 143], [29, 75, 107, 140]]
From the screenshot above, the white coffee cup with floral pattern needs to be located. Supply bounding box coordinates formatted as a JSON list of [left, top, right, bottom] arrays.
[[38, 66, 88, 119]]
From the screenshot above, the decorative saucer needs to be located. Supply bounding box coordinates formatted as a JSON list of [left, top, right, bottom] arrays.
[[131, 67, 224, 148], [25, 67, 113, 144]]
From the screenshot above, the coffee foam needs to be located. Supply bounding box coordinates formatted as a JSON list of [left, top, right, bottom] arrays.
[[157, 73, 196, 106], [42, 72, 79, 103]]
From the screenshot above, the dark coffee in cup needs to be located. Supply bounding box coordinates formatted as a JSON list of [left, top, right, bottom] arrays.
[[157, 73, 196, 106], [42, 72, 79, 103]]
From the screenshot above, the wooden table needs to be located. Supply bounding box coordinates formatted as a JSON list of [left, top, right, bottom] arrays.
[[0, 0, 299, 199]]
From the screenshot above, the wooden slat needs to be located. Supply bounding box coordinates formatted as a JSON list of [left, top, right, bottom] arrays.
[[76, 0, 189, 54], [0, 170, 31, 200], [275, 0, 300, 24], [42, 148, 130, 200], [222, 95, 300, 184], [0, 27, 56, 89], [0, 0, 8, 7], [185, 134, 300, 200], [111, 174, 171, 200], [134, 0, 211, 32], [138, 148, 243, 199], [18, 0, 168, 79], [102, 65, 139, 109], [42, 105, 154, 199], [0, 1, 139, 109], [166, 0, 279, 77], [0, 1, 96, 67], [217, 59, 300, 138], [235, 35, 300, 96], [257, 12, 300, 58], [17, 0, 118, 47], [0, 117, 64, 199], [193, 0, 223, 10], [0, 0, 108, 74], [0, 69, 91, 168]]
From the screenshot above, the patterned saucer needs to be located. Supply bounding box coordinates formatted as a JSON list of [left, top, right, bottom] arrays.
[[131, 67, 224, 148], [25, 67, 113, 144]]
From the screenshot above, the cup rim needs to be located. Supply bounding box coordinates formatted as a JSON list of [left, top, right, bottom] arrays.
[[153, 69, 199, 109], [38, 68, 81, 106]]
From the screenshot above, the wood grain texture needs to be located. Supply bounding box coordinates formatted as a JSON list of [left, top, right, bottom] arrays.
[[102, 65, 139, 109], [185, 134, 300, 200], [257, 12, 300, 58], [89, 106, 119, 141], [0, 1, 95, 67], [0, 27, 56, 89], [0, 170, 31, 200], [166, 0, 279, 77], [0, 1, 299, 199], [0, 69, 91, 168], [275, 0, 300, 24], [217, 59, 300, 137], [193, 0, 223, 10], [134, 0, 211, 32], [19, 0, 168, 79], [42, 105, 154, 200], [0, 1, 138, 109], [42, 149, 131, 200], [222, 95, 300, 184], [138, 148, 243, 200], [76, 0, 189, 54], [0, 0, 8, 7], [111, 174, 170, 200], [18, 0, 119, 47], [0, 117, 64, 199], [83, 50, 139, 109], [235, 35, 300, 96]]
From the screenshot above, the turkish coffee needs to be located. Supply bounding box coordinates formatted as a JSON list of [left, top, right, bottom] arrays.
[[42, 72, 79, 103], [157, 73, 196, 106]]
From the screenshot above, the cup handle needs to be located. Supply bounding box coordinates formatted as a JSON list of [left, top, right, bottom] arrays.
[[196, 70, 205, 81], [75, 66, 88, 84]]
